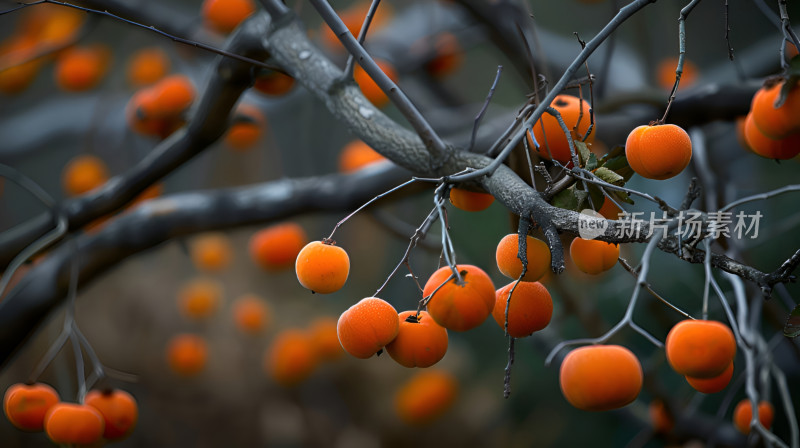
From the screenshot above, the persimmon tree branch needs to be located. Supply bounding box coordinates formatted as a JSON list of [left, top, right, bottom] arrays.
[[0, 164, 413, 368]]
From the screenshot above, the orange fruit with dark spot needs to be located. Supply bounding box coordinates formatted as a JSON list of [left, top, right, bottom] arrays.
[[232, 294, 270, 334], [559, 345, 643, 411], [54, 45, 111, 92], [449, 188, 494, 212], [526, 94, 594, 164], [127, 47, 170, 87], [492, 281, 553, 337], [742, 112, 800, 160], [338, 140, 386, 173], [386, 311, 448, 368], [201, 0, 256, 34], [62, 154, 109, 196], [224, 103, 266, 151], [422, 265, 495, 332], [254, 70, 295, 96], [337, 297, 399, 358], [308, 317, 344, 361], [125, 88, 176, 138], [249, 222, 307, 271], [44, 403, 104, 446], [569, 237, 619, 275], [649, 400, 674, 434], [295, 241, 350, 294], [394, 370, 458, 425], [190, 233, 233, 272], [3, 383, 60, 431], [166, 333, 208, 377], [685, 361, 733, 394], [733, 399, 775, 434], [625, 123, 692, 180], [265, 329, 318, 386], [353, 60, 398, 108], [84, 389, 138, 440], [656, 57, 698, 90], [750, 79, 800, 139], [665, 320, 736, 379], [177, 278, 223, 320], [495, 234, 551, 282]]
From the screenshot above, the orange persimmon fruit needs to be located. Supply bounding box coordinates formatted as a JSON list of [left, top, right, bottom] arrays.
[[385, 310, 449, 368], [422, 265, 495, 332]]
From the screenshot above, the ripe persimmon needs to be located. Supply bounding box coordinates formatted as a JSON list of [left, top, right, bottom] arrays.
[[625, 123, 692, 180], [249, 222, 307, 271], [337, 297, 399, 358], [386, 311, 448, 368], [449, 188, 494, 212], [54, 45, 111, 92], [526, 94, 594, 164], [254, 70, 295, 96], [190, 232, 233, 272], [569, 237, 619, 275], [598, 197, 623, 220], [265, 329, 318, 386], [425, 33, 463, 78], [656, 57, 699, 90], [649, 400, 674, 434], [224, 103, 266, 151], [0, 38, 42, 94], [150, 74, 195, 118], [320, 2, 393, 51], [125, 88, 176, 138], [395, 370, 458, 425], [308, 317, 344, 361], [166, 333, 208, 377], [422, 265, 495, 332], [353, 60, 398, 108], [127, 47, 170, 87], [338, 140, 386, 173], [733, 399, 774, 434], [750, 79, 800, 139], [495, 234, 551, 282], [231, 294, 270, 334], [84, 389, 138, 440], [201, 0, 256, 34], [3, 383, 60, 431], [44, 403, 104, 446], [559, 345, 643, 411], [665, 319, 736, 378], [685, 361, 733, 394], [178, 278, 222, 320], [492, 281, 553, 337], [62, 154, 109, 196], [295, 240, 350, 294], [742, 112, 800, 160]]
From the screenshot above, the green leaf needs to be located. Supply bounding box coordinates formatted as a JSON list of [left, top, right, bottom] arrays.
[[598, 145, 625, 165], [784, 304, 800, 338], [586, 184, 605, 210], [585, 153, 598, 171], [611, 190, 635, 206], [552, 185, 587, 211], [575, 140, 591, 166], [594, 167, 625, 186]]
